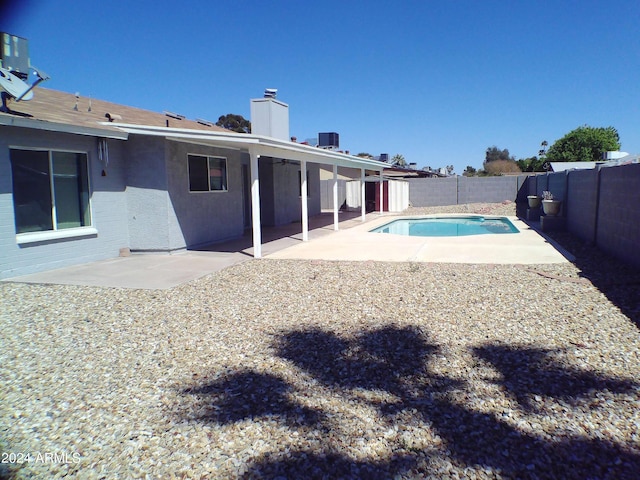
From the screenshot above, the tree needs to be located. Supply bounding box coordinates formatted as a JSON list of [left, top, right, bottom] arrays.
[[545, 126, 620, 163], [516, 156, 545, 172], [463, 166, 477, 176], [484, 160, 522, 175], [216, 114, 251, 133], [391, 154, 406, 167], [446, 165, 455, 175], [485, 146, 515, 164]]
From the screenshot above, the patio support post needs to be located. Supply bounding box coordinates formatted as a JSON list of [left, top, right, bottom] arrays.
[[379, 169, 384, 214], [301, 159, 309, 241], [333, 164, 339, 231], [361, 168, 366, 221], [249, 149, 262, 258]]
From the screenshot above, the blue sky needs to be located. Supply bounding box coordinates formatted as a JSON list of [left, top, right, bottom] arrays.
[[3, 0, 639, 174]]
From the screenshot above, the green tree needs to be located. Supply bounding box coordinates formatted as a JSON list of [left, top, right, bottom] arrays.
[[391, 154, 406, 167], [546, 126, 621, 162], [485, 146, 515, 164], [216, 114, 251, 133], [463, 165, 477, 176]]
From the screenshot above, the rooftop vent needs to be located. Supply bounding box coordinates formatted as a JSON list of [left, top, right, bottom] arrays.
[[264, 88, 277, 99], [164, 111, 185, 120]]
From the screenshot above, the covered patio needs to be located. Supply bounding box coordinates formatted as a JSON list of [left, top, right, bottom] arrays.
[[109, 123, 390, 258]]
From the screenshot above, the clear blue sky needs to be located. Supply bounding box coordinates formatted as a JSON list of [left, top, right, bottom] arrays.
[[3, 0, 639, 174]]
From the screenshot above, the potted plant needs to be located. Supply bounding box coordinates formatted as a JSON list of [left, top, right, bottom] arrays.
[[527, 194, 541, 208], [541, 191, 562, 216]]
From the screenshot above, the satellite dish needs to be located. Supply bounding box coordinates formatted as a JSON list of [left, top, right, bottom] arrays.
[[0, 65, 49, 113]]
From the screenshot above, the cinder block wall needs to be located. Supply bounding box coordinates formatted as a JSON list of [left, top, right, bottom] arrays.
[[566, 169, 598, 243], [408, 176, 530, 207], [595, 164, 640, 268], [408, 177, 458, 206]]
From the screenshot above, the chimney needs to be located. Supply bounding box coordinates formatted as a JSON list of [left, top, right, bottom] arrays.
[[250, 88, 289, 141]]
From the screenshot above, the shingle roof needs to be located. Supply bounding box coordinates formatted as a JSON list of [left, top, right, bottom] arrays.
[[0, 87, 230, 133]]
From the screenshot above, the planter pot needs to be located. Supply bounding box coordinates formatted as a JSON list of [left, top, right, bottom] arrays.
[[542, 199, 562, 216], [527, 195, 541, 208]]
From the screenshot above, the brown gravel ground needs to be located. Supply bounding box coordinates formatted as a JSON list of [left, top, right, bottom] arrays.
[[1, 203, 639, 479]]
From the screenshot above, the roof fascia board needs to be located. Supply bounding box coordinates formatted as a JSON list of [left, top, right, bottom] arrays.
[[1, 115, 129, 140]]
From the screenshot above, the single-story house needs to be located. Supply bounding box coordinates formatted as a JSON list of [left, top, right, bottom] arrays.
[[0, 88, 388, 279]]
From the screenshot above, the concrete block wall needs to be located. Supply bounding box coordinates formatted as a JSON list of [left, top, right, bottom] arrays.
[[458, 176, 521, 204], [408, 177, 457, 206], [566, 169, 598, 243], [595, 164, 640, 268], [409, 175, 531, 207]]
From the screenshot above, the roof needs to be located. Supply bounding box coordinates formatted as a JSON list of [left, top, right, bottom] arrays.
[[1, 87, 388, 171], [0, 88, 228, 138], [549, 161, 600, 172]]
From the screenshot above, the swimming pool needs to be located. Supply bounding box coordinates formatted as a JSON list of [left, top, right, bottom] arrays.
[[371, 216, 519, 237]]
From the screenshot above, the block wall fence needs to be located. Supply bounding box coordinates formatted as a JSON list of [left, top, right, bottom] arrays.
[[408, 165, 640, 269]]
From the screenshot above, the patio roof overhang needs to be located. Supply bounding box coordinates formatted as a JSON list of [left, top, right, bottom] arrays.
[[104, 122, 389, 171], [105, 122, 389, 258]]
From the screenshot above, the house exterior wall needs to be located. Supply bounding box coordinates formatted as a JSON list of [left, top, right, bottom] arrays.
[[165, 141, 246, 249], [124, 135, 171, 252], [258, 159, 321, 226], [124, 137, 248, 252], [0, 128, 129, 279]]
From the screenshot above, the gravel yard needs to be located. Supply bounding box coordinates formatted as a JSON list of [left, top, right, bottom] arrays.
[[1, 203, 639, 479]]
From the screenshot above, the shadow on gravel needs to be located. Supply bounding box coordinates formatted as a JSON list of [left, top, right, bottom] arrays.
[[180, 325, 640, 479], [515, 211, 640, 328], [473, 344, 639, 411], [183, 371, 324, 428], [545, 230, 640, 329]]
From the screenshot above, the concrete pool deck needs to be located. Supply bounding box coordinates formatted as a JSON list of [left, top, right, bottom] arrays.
[[268, 214, 574, 264], [2, 213, 573, 290]]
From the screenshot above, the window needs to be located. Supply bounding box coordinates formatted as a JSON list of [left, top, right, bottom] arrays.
[[10, 149, 91, 234], [188, 154, 227, 192]]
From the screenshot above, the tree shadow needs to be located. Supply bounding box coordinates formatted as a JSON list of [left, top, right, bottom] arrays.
[[182, 370, 324, 428], [473, 344, 638, 411], [179, 325, 640, 478], [275, 325, 442, 394]]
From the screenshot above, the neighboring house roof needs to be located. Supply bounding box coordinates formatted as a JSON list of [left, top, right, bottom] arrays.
[[0, 88, 229, 138], [549, 161, 600, 172], [550, 157, 640, 172]]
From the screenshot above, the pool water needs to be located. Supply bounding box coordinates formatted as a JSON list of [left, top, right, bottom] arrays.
[[371, 216, 519, 237]]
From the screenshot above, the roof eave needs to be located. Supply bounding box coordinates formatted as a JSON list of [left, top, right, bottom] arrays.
[[1, 115, 129, 140]]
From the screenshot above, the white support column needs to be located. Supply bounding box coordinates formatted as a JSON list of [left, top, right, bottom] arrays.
[[249, 149, 262, 258], [361, 168, 366, 222], [332, 164, 339, 231], [301, 160, 309, 241], [379, 169, 384, 214]]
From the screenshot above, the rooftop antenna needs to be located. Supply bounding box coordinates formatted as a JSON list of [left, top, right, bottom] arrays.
[[0, 33, 49, 113]]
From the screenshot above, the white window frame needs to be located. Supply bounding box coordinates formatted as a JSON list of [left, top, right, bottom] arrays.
[[10, 146, 96, 244], [187, 154, 228, 193]]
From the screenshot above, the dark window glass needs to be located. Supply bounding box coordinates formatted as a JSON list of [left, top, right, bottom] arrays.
[[188, 155, 209, 191], [10, 149, 53, 233]]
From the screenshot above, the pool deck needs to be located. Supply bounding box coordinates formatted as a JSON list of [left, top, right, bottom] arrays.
[[268, 214, 574, 264], [3, 213, 573, 290]]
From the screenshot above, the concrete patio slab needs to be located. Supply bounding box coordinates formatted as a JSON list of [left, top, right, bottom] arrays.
[[3, 212, 573, 290], [267, 215, 575, 264]]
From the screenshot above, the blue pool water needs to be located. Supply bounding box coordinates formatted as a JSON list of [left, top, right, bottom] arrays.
[[371, 216, 519, 237]]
